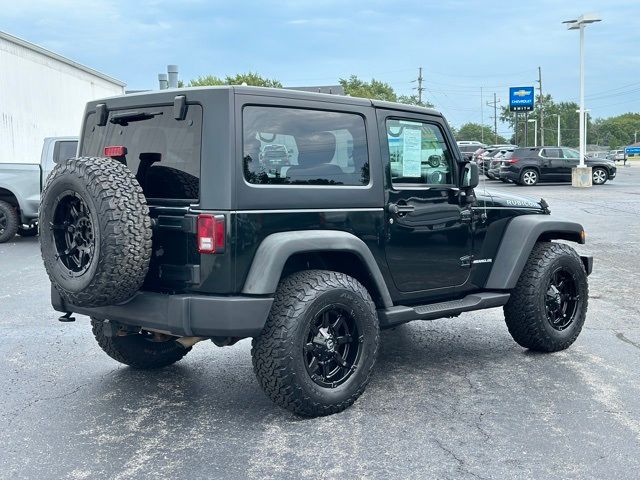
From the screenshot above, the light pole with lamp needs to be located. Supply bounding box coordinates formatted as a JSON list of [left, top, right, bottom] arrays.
[[528, 118, 538, 146], [563, 13, 601, 187], [555, 114, 561, 146]]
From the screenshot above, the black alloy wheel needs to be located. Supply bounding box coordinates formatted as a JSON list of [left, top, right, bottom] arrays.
[[545, 268, 579, 331], [304, 306, 362, 388], [51, 191, 95, 276]]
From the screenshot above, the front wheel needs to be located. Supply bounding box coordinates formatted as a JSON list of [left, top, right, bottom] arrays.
[[504, 242, 588, 352], [592, 167, 608, 185], [252, 270, 379, 417]]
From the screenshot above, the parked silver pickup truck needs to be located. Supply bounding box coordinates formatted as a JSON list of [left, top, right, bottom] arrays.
[[0, 137, 78, 242]]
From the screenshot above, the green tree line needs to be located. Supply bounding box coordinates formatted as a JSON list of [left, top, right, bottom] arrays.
[[178, 73, 639, 148]]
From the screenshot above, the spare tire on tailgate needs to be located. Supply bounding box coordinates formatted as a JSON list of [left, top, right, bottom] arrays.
[[39, 157, 152, 307]]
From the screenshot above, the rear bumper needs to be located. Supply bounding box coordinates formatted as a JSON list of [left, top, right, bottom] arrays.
[[51, 286, 273, 338], [499, 170, 519, 182]]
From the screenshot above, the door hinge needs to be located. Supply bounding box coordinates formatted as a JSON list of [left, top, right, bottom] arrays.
[[460, 255, 472, 267]]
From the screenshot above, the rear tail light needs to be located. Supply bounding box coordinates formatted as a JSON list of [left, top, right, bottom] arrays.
[[507, 157, 519, 164], [104, 145, 127, 157], [197, 214, 225, 254]]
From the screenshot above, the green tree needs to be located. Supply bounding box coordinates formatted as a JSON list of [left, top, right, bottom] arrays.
[[397, 94, 434, 108], [186, 72, 282, 88], [500, 94, 584, 147], [591, 113, 640, 149], [339, 75, 397, 101], [456, 122, 508, 144]]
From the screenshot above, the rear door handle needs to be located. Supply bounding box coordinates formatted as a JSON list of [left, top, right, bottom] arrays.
[[388, 203, 415, 215]]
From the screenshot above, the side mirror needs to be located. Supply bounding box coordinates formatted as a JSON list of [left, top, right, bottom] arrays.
[[462, 161, 479, 189]]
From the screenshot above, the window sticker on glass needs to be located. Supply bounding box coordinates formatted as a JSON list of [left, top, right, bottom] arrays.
[[386, 118, 454, 186], [401, 127, 422, 177]]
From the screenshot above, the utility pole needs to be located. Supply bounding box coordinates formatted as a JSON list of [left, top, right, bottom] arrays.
[[416, 67, 425, 106], [538, 66, 544, 146], [556, 114, 561, 146], [486, 93, 500, 144]]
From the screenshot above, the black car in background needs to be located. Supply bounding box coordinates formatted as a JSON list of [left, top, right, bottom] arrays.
[[499, 146, 617, 186], [457, 143, 485, 161], [484, 147, 516, 179], [487, 150, 514, 182]]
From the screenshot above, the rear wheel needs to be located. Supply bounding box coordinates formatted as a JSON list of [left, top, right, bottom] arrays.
[[520, 169, 539, 186], [504, 242, 588, 352], [91, 318, 190, 369], [0, 200, 19, 243], [592, 167, 608, 185], [252, 270, 379, 417]]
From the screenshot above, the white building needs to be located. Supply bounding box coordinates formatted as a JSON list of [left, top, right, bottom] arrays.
[[0, 31, 125, 164]]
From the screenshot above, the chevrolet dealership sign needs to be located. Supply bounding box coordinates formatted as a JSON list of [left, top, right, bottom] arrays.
[[509, 86, 535, 112]]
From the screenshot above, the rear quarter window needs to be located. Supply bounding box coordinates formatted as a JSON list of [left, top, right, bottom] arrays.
[[81, 105, 203, 200], [242, 106, 369, 186]]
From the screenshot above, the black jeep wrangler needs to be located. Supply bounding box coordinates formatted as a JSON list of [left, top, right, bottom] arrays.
[[40, 86, 592, 417]]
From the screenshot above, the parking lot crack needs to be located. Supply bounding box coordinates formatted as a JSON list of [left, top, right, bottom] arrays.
[[431, 437, 489, 480]]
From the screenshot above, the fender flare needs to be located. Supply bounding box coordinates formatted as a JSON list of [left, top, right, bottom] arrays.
[[241, 230, 393, 308], [484, 215, 585, 290]]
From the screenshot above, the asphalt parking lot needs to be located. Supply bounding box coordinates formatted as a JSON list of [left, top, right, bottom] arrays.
[[1, 166, 639, 480]]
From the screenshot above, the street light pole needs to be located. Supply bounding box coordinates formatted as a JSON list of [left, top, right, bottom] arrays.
[[556, 114, 561, 146], [564, 13, 601, 187], [579, 23, 585, 167]]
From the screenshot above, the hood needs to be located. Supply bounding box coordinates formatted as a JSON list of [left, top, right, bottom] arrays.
[[477, 189, 549, 212]]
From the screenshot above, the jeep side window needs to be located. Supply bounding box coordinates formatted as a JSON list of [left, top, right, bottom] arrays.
[[242, 106, 369, 186], [386, 119, 453, 186]]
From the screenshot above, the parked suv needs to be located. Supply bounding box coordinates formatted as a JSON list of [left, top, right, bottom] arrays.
[[500, 146, 617, 186], [39, 87, 592, 417]]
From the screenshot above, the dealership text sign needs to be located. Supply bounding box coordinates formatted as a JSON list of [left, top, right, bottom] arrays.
[[509, 87, 534, 112]]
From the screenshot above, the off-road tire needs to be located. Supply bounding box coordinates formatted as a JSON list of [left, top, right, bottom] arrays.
[[17, 225, 38, 237], [39, 157, 152, 307], [252, 270, 379, 417], [504, 242, 588, 352], [90, 318, 190, 369], [592, 167, 608, 185], [0, 200, 19, 243]]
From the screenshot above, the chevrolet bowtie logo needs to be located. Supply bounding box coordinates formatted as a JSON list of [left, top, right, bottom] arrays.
[[513, 89, 531, 97]]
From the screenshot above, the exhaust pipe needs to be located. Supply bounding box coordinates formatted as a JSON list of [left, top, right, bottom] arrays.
[[176, 336, 206, 349]]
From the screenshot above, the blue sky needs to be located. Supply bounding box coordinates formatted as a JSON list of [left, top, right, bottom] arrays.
[[2, 0, 639, 133]]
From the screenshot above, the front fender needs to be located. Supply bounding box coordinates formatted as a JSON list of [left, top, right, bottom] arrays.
[[485, 215, 585, 290], [241, 230, 393, 308]]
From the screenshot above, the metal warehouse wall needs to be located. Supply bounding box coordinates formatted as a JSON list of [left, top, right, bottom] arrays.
[[0, 34, 125, 164]]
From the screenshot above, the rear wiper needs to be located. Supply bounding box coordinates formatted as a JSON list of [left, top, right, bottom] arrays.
[[109, 110, 163, 125]]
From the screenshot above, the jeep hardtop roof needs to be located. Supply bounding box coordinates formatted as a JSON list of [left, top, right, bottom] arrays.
[[85, 85, 444, 118]]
